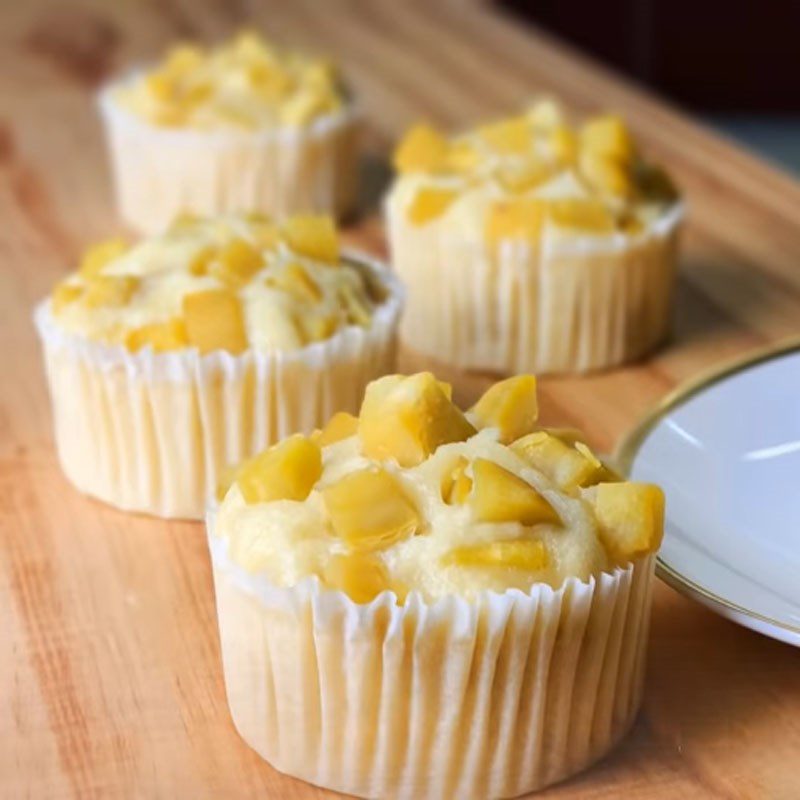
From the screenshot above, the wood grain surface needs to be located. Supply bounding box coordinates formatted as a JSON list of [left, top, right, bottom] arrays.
[[2, 1, 799, 798]]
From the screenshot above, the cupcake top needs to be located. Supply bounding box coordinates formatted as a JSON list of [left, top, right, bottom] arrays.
[[49, 213, 382, 353], [113, 31, 346, 130], [215, 373, 664, 603], [389, 100, 679, 238]]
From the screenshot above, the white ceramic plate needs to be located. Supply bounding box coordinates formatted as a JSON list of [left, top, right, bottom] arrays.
[[617, 341, 800, 647]]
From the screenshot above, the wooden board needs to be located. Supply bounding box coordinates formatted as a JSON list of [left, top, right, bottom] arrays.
[[2, 1, 800, 797]]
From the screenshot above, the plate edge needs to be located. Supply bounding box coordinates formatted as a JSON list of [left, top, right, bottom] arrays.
[[615, 335, 800, 644]]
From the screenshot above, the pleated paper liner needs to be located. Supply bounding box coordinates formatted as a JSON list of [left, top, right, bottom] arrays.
[[388, 201, 684, 375], [208, 513, 656, 800], [34, 255, 403, 519], [98, 83, 359, 234]]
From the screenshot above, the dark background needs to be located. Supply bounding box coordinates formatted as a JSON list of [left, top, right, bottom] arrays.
[[500, 0, 800, 172]]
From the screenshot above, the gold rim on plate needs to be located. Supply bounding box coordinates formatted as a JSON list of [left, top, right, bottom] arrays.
[[615, 335, 800, 640]]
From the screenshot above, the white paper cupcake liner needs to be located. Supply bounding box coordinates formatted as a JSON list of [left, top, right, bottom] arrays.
[[98, 83, 359, 234], [387, 201, 684, 375], [34, 254, 403, 519], [207, 511, 656, 799]]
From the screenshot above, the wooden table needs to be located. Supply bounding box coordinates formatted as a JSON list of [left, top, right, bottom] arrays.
[[2, 1, 799, 797]]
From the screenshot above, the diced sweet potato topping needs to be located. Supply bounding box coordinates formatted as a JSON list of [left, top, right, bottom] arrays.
[[470, 375, 539, 443], [548, 124, 578, 165], [511, 431, 597, 490], [580, 115, 635, 165], [322, 552, 391, 603], [545, 199, 616, 233], [188, 245, 216, 276], [444, 140, 481, 173], [314, 411, 359, 447], [470, 458, 560, 526], [479, 116, 531, 154], [125, 318, 188, 352], [406, 187, 459, 225], [442, 540, 548, 571], [496, 161, 552, 194], [183, 288, 248, 354], [580, 152, 633, 198], [78, 238, 128, 279], [358, 373, 476, 467], [393, 123, 449, 173], [282, 215, 339, 263], [51, 282, 83, 313], [237, 434, 322, 504], [210, 238, 264, 286], [593, 482, 664, 562], [322, 467, 420, 550], [83, 275, 139, 308]]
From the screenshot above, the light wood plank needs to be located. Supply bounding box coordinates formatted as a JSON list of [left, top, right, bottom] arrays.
[[2, 1, 800, 797]]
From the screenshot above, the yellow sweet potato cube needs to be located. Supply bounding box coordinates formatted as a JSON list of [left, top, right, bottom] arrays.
[[470, 375, 538, 443], [322, 552, 391, 604], [188, 245, 216, 276], [548, 124, 578, 165], [581, 114, 635, 164], [393, 123, 449, 173], [441, 456, 472, 505], [162, 44, 204, 77], [485, 198, 545, 244], [406, 187, 458, 225], [580, 153, 634, 198], [470, 458, 560, 526], [51, 282, 83, 313], [280, 89, 333, 126], [237, 434, 322, 504], [442, 539, 548, 571], [315, 411, 359, 447], [444, 140, 481, 174], [546, 198, 616, 233], [183, 288, 248, 354], [322, 467, 420, 550], [282, 215, 339, 263], [82, 275, 139, 308], [78, 238, 128, 279], [593, 482, 665, 562], [210, 238, 264, 287], [358, 373, 476, 467], [479, 116, 531, 154], [145, 72, 176, 103], [125, 318, 188, 352], [496, 161, 552, 194], [511, 431, 597, 490]]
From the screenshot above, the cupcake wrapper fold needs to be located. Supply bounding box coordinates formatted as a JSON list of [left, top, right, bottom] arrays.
[[207, 515, 655, 800], [388, 202, 683, 374], [98, 87, 359, 234], [34, 255, 402, 519]]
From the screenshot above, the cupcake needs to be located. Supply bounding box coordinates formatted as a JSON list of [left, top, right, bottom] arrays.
[[99, 31, 358, 233], [209, 372, 664, 798], [34, 213, 402, 519], [386, 100, 683, 374]]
